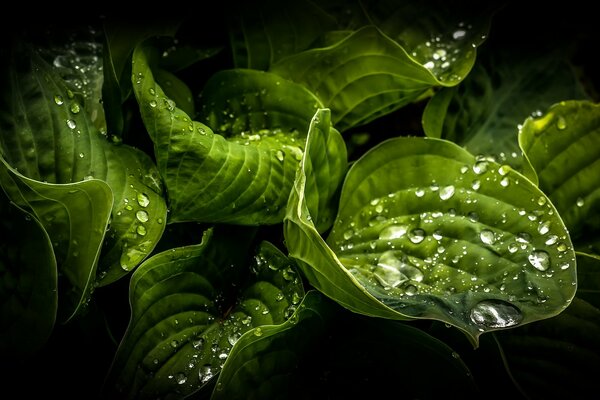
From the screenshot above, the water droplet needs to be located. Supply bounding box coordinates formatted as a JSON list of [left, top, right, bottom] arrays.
[[415, 188, 425, 197], [470, 300, 522, 328], [471, 180, 481, 191], [556, 116, 567, 130], [149, 87, 156, 96], [439, 185, 455, 200], [516, 232, 531, 243], [276, 150, 285, 162], [480, 229, 496, 245], [473, 161, 488, 175], [199, 365, 213, 383], [66, 119, 77, 129], [70, 103, 80, 114], [176, 373, 187, 385], [557, 242, 568, 252], [171, 340, 178, 348], [218, 352, 228, 360], [508, 243, 518, 253], [452, 29, 466, 40], [137, 192, 150, 207], [149, 100, 157, 108], [137, 225, 147, 236], [254, 327, 263, 337], [528, 250, 550, 271], [343, 229, 354, 240], [576, 197, 585, 207], [537, 196, 547, 206], [408, 229, 425, 244], [54, 95, 64, 105], [153, 358, 159, 365], [375, 204, 384, 213], [460, 166, 469, 174], [432, 230, 443, 240], [78, 152, 84, 158], [498, 165, 510, 176], [404, 285, 418, 296], [228, 332, 241, 346], [468, 212, 479, 222], [192, 338, 204, 349], [538, 221, 551, 235], [545, 235, 558, 245], [136, 210, 149, 222], [379, 224, 408, 240], [500, 177, 510, 187]]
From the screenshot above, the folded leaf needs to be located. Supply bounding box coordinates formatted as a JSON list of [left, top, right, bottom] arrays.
[[287, 136, 577, 345], [0, 191, 57, 359], [133, 44, 343, 225], [519, 100, 600, 256], [423, 48, 587, 172], [106, 228, 304, 399]]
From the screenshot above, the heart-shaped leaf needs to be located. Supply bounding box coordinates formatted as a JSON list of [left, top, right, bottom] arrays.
[[105, 227, 304, 399], [0, 190, 57, 359], [286, 136, 577, 345], [519, 100, 600, 256]]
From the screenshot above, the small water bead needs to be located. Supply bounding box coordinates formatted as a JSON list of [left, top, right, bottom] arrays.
[[415, 188, 425, 197], [199, 365, 213, 383], [432, 230, 443, 240], [254, 328, 263, 337], [453, 29, 467, 40], [66, 119, 77, 129], [479, 229, 496, 245], [70, 103, 81, 114], [556, 242, 568, 252], [54, 95, 64, 105], [404, 285, 418, 296], [516, 232, 531, 243], [343, 229, 354, 240], [508, 243, 519, 253], [471, 180, 481, 191], [460, 165, 469, 174], [170, 340, 178, 348], [137, 192, 150, 207], [537, 196, 547, 206], [498, 165, 510, 176], [375, 204, 384, 213], [276, 150, 285, 162], [136, 210, 149, 222], [556, 116, 567, 130], [379, 224, 408, 240], [78, 152, 84, 158], [439, 185, 455, 200], [470, 300, 522, 328], [137, 225, 147, 236], [500, 177, 510, 187], [408, 229, 425, 244], [473, 161, 489, 175], [528, 250, 550, 271], [576, 197, 585, 207], [538, 221, 551, 235], [149, 100, 157, 108], [176, 373, 187, 385], [467, 212, 479, 223], [545, 235, 558, 245]]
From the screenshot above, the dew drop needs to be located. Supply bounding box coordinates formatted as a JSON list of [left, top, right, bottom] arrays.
[[343, 229, 354, 240], [137, 192, 150, 207], [176, 373, 187, 385], [470, 300, 522, 328], [453, 29, 466, 40], [516, 232, 531, 243], [498, 165, 510, 176], [136, 210, 149, 223], [149, 100, 157, 108], [254, 327, 263, 337], [508, 243, 518, 253], [471, 180, 481, 191], [170, 340, 178, 348], [408, 228, 425, 244], [537, 196, 547, 206], [70, 103, 81, 114], [439, 185, 455, 200], [199, 365, 213, 383], [538, 221, 551, 235], [415, 188, 425, 197], [54, 95, 64, 105], [66, 119, 77, 129], [192, 338, 204, 349], [136, 225, 147, 236], [432, 230, 443, 240], [556, 242, 568, 252], [404, 285, 418, 296], [460, 165, 469, 174], [528, 250, 550, 271], [545, 235, 558, 245], [480, 229, 496, 245], [500, 177, 510, 187], [473, 161, 488, 175], [276, 150, 285, 162], [576, 197, 585, 207], [556, 116, 567, 130], [379, 224, 408, 240], [78, 152, 84, 158]]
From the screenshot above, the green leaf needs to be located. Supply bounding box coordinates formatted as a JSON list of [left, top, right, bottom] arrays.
[[0, 190, 57, 359], [575, 252, 600, 308], [287, 136, 577, 345], [519, 100, 600, 255], [214, 291, 476, 399], [106, 227, 304, 399], [423, 48, 587, 171], [228, 0, 337, 70], [0, 47, 167, 288], [496, 297, 600, 398], [132, 44, 342, 225], [0, 159, 112, 321], [153, 68, 195, 117]]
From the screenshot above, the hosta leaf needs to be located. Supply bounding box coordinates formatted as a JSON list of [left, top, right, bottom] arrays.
[[106, 227, 304, 399], [423, 48, 587, 171], [271, 26, 441, 132], [133, 44, 343, 226], [228, 0, 337, 70], [287, 136, 577, 345], [0, 47, 167, 289], [575, 252, 600, 307], [0, 190, 57, 359], [519, 100, 600, 256], [496, 297, 600, 398], [214, 292, 476, 399]]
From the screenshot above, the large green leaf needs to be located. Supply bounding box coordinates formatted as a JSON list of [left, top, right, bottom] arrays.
[[286, 136, 577, 344], [105, 228, 304, 399], [496, 297, 600, 398], [271, 26, 442, 132], [213, 291, 476, 399], [0, 47, 167, 289], [519, 100, 600, 256], [228, 0, 337, 70], [423, 48, 587, 171], [132, 44, 343, 226], [0, 190, 57, 359]]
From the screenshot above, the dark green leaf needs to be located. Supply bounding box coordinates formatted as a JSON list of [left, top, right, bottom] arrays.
[[575, 252, 600, 308], [519, 100, 600, 256], [423, 48, 587, 171], [0, 190, 57, 359], [106, 228, 304, 399]]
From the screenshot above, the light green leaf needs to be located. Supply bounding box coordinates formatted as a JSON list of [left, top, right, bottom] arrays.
[[0, 48, 167, 289], [106, 228, 304, 399], [496, 297, 600, 398], [214, 291, 476, 399], [228, 0, 337, 70], [287, 136, 577, 345], [271, 26, 442, 132], [423, 48, 587, 171], [0, 190, 57, 359], [133, 44, 342, 225], [519, 100, 600, 255], [154, 68, 195, 117]]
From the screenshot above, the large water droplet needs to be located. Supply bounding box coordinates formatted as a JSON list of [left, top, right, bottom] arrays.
[[538, 221, 551, 235], [480, 229, 496, 245], [473, 161, 488, 175], [408, 229, 425, 244], [375, 253, 407, 289], [439, 185, 455, 200], [528, 250, 550, 271], [470, 300, 522, 328], [137, 192, 150, 207], [379, 224, 408, 240], [136, 210, 149, 222], [500, 177, 510, 187]]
